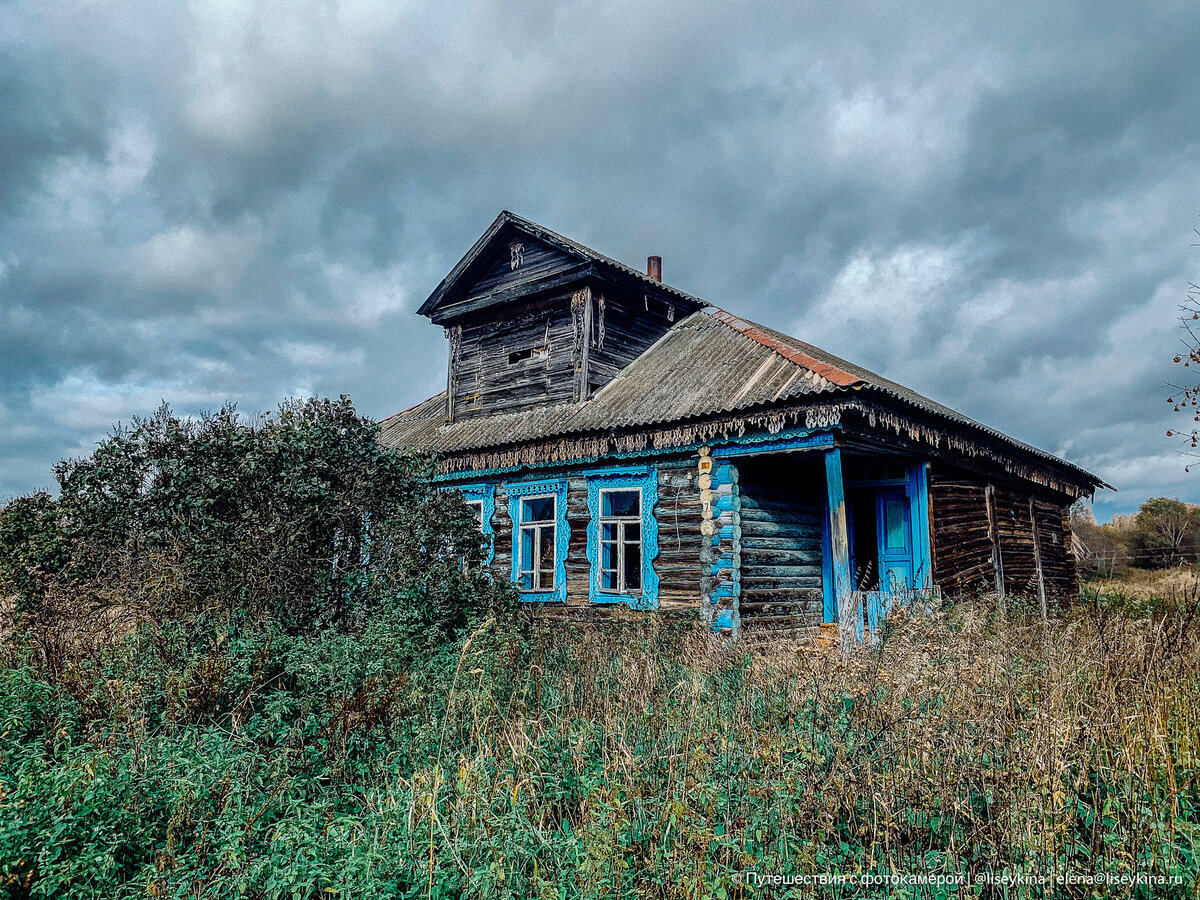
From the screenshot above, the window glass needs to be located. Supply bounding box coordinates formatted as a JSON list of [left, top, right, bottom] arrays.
[[884, 498, 907, 550], [623, 542, 641, 590], [602, 489, 640, 517], [597, 485, 644, 595], [521, 496, 555, 523], [538, 527, 555, 583]]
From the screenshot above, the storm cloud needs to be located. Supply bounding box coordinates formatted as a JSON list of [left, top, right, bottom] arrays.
[[1, 0, 1196, 519]]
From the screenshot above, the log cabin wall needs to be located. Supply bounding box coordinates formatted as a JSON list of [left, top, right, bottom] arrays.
[[653, 460, 706, 611], [992, 484, 1041, 597], [585, 291, 681, 396], [481, 459, 703, 613], [450, 293, 577, 421], [737, 456, 825, 635], [929, 463, 1078, 601], [929, 468, 996, 595]]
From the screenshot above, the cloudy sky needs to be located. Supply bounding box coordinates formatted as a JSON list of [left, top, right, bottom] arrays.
[[1, 0, 1196, 519]]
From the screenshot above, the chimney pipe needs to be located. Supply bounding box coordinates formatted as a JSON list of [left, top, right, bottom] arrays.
[[647, 256, 662, 282]]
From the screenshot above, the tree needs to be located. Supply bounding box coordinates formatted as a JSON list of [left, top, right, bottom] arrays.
[[0, 492, 70, 614], [1133, 497, 1199, 568], [1070, 500, 1131, 577], [0, 396, 505, 641], [1165, 268, 1200, 472]]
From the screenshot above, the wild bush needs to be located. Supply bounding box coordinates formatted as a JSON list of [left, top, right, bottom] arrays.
[[0, 396, 507, 667]]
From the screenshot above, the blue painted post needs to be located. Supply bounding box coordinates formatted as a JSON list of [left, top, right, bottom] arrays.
[[824, 448, 856, 645], [909, 462, 933, 589], [699, 449, 740, 636]]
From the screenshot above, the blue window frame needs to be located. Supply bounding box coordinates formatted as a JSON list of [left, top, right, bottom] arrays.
[[452, 483, 495, 565], [507, 479, 568, 602], [586, 470, 659, 609]]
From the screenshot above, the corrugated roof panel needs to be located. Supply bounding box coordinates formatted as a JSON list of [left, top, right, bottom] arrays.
[[378, 305, 1104, 488]]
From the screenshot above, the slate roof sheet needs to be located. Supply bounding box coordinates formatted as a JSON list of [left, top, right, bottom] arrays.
[[379, 306, 1103, 490]]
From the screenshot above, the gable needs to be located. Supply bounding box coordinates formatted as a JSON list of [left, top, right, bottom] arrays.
[[427, 233, 584, 325], [465, 236, 580, 304], [417, 211, 704, 326]]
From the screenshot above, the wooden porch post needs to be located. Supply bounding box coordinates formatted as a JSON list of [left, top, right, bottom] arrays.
[[824, 448, 855, 646], [985, 483, 1006, 605], [1029, 497, 1048, 619]]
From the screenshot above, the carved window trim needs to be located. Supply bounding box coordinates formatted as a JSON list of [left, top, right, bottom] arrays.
[[507, 479, 569, 603], [586, 470, 659, 610], [450, 482, 495, 566]]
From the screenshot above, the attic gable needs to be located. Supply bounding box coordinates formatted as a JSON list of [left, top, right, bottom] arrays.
[[417, 211, 704, 325]]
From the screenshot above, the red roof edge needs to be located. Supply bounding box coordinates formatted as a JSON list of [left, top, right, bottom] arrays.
[[706, 309, 860, 387]]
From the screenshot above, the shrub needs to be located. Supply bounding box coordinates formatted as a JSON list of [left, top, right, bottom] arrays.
[[0, 396, 508, 660]]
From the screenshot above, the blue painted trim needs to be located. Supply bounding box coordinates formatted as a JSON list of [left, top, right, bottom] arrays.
[[507, 479, 569, 603], [450, 482, 495, 565], [586, 471, 660, 610], [821, 491, 835, 623], [711, 431, 836, 459], [824, 448, 853, 629], [430, 426, 841, 482], [909, 462, 932, 588]]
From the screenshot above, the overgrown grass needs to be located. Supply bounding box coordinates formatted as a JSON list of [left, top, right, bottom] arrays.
[[1, 590, 1197, 899]]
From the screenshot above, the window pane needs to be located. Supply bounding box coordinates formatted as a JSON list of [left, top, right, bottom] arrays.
[[624, 522, 640, 543], [884, 498, 907, 550], [601, 540, 617, 571], [602, 522, 617, 542], [601, 569, 617, 590], [602, 489, 639, 518], [522, 496, 554, 523], [538, 525, 555, 583], [624, 542, 641, 590], [466, 500, 484, 529], [520, 527, 534, 576], [518, 572, 533, 590]]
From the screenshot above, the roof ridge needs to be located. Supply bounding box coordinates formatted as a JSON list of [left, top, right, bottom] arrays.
[[705, 308, 860, 387]]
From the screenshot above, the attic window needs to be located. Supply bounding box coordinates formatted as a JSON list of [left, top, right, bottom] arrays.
[[508, 347, 548, 365]]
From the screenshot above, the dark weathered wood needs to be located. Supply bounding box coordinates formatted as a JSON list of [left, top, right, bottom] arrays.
[[736, 456, 826, 631]]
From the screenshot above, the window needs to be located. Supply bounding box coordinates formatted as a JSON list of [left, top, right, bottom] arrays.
[[586, 471, 659, 609], [517, 494, 557, 591], [448, 483, 495, 566], [507, 479, 568, 602], [599, 488, 642, 594], [465, 499, 484, 530]]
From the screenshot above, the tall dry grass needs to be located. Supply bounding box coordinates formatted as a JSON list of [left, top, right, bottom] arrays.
[[413, 595, 1199, 896], [2, 590, 1196, 898]]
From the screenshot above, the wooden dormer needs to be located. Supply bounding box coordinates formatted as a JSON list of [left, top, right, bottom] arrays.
[[418, 212, 703, 422]]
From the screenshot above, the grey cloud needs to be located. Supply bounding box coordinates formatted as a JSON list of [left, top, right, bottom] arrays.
[[0, 0, 1196, 516]]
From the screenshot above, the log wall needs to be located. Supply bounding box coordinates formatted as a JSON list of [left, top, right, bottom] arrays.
[[929, 463, 1078, 601], [737, 457, 825, 634], [451, 292, 577, 420], [485, 459, 703, 615]]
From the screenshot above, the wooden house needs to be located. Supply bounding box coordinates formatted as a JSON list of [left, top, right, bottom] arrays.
[[380, 212, 1107, 637]]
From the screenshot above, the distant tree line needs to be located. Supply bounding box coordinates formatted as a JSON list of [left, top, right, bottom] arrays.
[[1072, 497, 1199, 577]]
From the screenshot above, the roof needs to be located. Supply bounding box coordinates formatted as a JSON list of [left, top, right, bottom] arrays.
[[380, 306, 1107, 490], [417, 210, 705, 322]]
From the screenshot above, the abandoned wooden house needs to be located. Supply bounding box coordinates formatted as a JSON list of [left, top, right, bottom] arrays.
[[379, 212, 1107, 637]]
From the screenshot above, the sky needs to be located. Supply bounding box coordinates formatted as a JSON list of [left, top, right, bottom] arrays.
[[0, 0, 1196, 521]]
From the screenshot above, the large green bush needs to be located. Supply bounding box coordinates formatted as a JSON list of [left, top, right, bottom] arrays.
[[0, 396, 505, 645]]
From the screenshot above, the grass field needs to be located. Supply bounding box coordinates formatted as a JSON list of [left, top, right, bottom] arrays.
[[1, 584, 1197, 899]]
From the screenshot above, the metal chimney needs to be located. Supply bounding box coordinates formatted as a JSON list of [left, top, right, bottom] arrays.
[[647, 256, 662, 281]]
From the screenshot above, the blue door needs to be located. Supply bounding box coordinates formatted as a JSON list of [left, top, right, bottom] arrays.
[[876, 487, 913, 592]]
